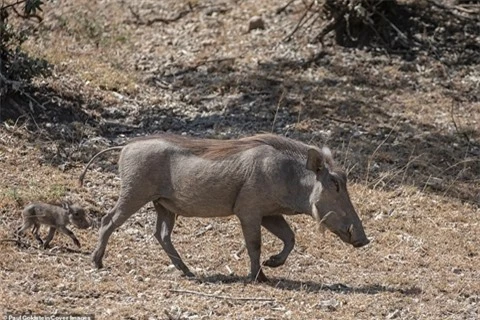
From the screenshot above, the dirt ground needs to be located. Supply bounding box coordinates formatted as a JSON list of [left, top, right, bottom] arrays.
[[0, 0, 479, 319]]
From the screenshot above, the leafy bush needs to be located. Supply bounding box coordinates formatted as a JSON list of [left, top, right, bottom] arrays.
[[0, 0, 50, 98]]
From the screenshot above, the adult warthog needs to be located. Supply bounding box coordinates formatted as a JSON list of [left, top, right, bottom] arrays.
[[80, 134, 369, 282]]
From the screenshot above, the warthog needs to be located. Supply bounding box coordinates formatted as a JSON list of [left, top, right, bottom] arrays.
[[16, 202, 91, 249], [80, 134, 369, 281]]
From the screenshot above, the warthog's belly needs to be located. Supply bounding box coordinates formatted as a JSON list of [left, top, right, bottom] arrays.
[[157, 197, 235, 218]]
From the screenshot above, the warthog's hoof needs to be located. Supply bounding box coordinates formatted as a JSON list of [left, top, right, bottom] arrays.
[[183, 270, 196, 279], [250, 270, 269, 283], [262, 255, 285, 268], [92, 252, 104, 269]]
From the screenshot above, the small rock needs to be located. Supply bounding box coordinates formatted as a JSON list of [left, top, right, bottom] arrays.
[[248, 16, 265, 32]]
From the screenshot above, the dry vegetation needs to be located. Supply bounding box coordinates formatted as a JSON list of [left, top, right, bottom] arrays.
[[0, 0, 479, 319]]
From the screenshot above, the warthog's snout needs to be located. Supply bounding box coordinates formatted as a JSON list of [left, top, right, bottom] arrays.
[[352, 238, 370, 248], [348, 224, 369, 248]]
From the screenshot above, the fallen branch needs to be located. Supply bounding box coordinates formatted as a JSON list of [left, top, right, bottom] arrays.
[[169, 289, 275, 302], [168, 57, 236, 77], [427, 0, 480, 21], [0, 238, 31, 248], [128, 6, 192, 26]]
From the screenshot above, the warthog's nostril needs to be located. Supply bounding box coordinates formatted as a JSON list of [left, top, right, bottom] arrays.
[[352, 238, 370, 248]]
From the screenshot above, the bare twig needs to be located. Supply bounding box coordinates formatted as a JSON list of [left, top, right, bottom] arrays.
[[276, 0, 296, 15], [283, 1, 314, 42], [0, 0, 27, 11], [365, 120, 400, 184], [169, 289, 275, 302], [11, 4, 42, 22], [314, 17, 338, 45], [450, 100, 471, 144], [271, 90, 286, 132], [129, 6, 192, 26], [326, 115, 356, 125], [233, 243, 246, 260], [427, 0, 480, 21]]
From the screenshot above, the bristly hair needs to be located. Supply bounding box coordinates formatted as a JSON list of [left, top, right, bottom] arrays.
[[133, 133, 315, 160]]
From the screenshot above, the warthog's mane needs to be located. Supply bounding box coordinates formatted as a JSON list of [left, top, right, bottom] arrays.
[[133, 134, 316, 161]]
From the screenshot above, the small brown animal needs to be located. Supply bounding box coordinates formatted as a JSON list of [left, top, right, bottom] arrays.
[[16, 202, 91, 249], [80, 134, 369, 282]]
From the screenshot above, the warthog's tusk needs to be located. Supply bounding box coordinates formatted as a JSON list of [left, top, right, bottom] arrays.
[[348, 224, 354, 235], [314, 210, 335, 235], [319, 211, 334, 225]]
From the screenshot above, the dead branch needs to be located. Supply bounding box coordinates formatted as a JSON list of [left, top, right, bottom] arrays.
[[314, 4, 348, 44], [427, 0, 480, 21], [283, 1, 314, 42], [276, 0, 296, 15], [0, 0, 26, 11], [1, 238, 31, 248], [169, 289, 275, 302], [11, 4, 42, 22], [168, 57, 236, 77], [128, 6, 192, 26]]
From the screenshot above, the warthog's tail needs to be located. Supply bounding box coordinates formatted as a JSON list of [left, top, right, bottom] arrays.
[[78, 146, 124, 187]]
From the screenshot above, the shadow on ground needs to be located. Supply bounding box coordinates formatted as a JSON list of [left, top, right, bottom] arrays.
[[197, 273, 422, 295]]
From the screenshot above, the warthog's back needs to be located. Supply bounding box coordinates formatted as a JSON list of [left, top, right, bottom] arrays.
[[117, 134, 315, 218]]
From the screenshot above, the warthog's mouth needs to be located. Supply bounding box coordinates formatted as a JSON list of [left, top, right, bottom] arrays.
[[330, 225, 370, 248], [352, 238, 370, 248]]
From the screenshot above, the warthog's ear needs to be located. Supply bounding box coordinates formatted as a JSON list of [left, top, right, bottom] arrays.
[[322, 147, 335, 169], [306, 148, 324, 173]]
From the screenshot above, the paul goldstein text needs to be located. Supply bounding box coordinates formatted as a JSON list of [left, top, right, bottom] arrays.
[[6, 314, 94, 320]]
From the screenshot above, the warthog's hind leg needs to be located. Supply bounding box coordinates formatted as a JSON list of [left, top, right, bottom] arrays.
[[261, 215, 295, 268], [32, 223, 44, 246], [153, 201, 194, 278], [15, 220, 33, 237]]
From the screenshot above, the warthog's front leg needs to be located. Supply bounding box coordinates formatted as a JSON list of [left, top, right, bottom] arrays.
[[92, 195, 148, 268], [153, 201, 194, 278], [43, 227, 56, 249], [57, 226, 81, 248], [261, 215, 295, 268], [238, 216, 268, 282]]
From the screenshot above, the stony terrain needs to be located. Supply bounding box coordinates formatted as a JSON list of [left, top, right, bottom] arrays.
[[0, 0, 479, 319]]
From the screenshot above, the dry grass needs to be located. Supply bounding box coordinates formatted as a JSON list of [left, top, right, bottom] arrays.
[[1, 0, 479, 319]]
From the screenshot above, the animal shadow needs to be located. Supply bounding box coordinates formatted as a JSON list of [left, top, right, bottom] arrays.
[[197, 273, 422, 296]]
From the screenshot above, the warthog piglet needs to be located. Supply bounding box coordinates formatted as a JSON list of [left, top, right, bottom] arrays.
[[16, 202, 91, 248]]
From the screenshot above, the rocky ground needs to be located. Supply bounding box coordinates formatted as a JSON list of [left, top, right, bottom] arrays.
[[0, 0, 479, 319]]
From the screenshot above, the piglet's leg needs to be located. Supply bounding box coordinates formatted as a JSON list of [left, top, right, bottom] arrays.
[[57, 226, 81, 248], [43, 227, 56, 249], [32, 223, 44, 246]]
